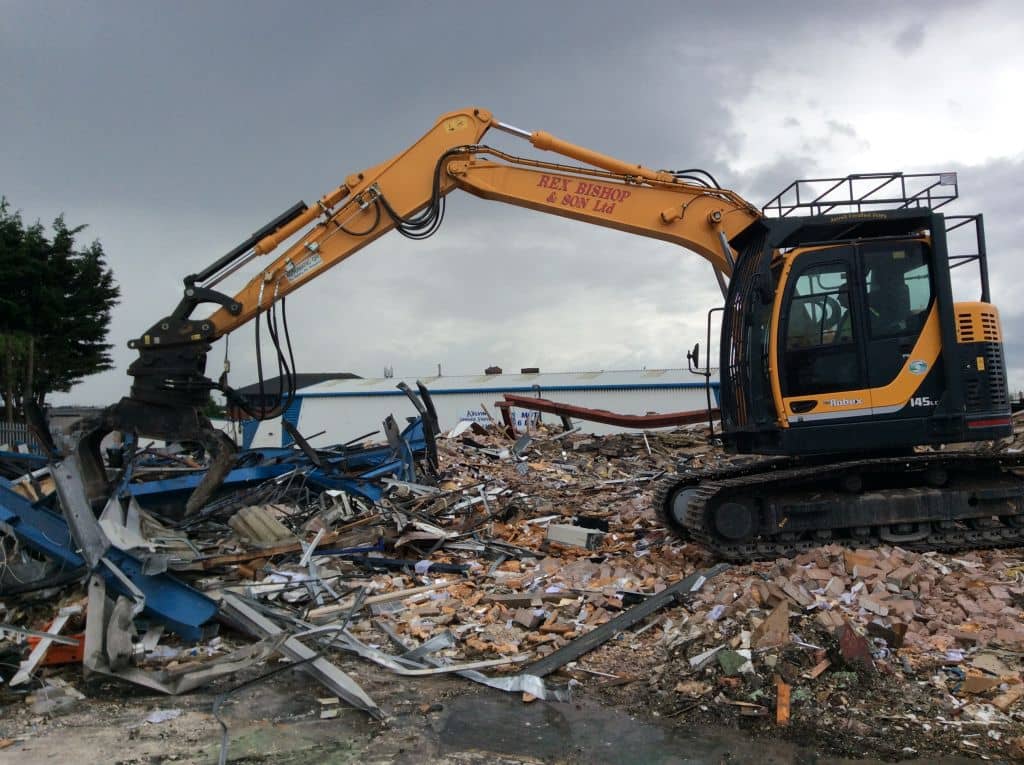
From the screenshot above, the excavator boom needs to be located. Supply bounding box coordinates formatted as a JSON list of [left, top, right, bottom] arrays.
[[197, 110, 757, 336], [87, 107, 762, 514]]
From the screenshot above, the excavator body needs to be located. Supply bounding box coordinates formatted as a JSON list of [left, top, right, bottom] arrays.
[[655, 181, 1019, 559], [70, 108, 1019, 559], [720, 204, 1009, 456]]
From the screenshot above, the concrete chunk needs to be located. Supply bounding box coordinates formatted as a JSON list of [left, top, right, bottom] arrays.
[[859, 595, 889, 617], [546, 524, 604, 550], [513, 608, 542, 630]]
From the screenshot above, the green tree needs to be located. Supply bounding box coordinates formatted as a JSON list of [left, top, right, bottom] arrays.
[[200, 393, 226, 420], [0, 198, 120, 420]]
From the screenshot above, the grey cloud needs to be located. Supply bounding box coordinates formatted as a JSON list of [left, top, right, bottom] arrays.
[[894, 22, 927, 53], [726, 154, 822, 209], [0, 0, 1008, 405], [826, 120, 857, 139]]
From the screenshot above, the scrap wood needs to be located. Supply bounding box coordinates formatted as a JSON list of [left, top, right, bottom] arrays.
[[597, 674, 640, 688], [991, 685, 1024, 712], [306, 581, 456, 624], [776, 677, 791, 725], [804, 658, 832, 680], [717, 698, 767, 712], [523, 563, 728, 678]]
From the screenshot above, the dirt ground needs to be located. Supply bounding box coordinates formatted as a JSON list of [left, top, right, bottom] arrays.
[[0, 628, 1012, 764]]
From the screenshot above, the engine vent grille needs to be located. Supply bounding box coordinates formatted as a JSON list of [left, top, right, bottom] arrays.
[[956, 309, 1001, 343], [985, 344, 1008, 409], [964, 341, 1009, 413]]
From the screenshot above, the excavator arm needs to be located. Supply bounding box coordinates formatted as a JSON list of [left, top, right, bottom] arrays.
[[87, 107, 762, 514], [196, 108, 759, 337]]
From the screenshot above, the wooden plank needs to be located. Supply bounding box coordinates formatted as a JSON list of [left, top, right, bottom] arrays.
[[776, 678, 791, 726], [196, 516, 380, 568], [804, 658, 832, 680], [306, 582, 455, 624]]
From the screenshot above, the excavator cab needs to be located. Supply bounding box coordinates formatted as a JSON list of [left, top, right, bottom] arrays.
[[717, 173, 1011, 457], [654, 172, 1019, 559]]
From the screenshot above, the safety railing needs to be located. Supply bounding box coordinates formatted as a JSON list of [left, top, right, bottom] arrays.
[[762, 172, 959, 218]]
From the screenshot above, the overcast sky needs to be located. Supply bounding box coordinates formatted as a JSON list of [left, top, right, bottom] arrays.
[[2, 0, 1023, 406]]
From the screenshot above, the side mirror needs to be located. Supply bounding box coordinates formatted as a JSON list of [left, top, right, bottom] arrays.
[[686, 342, 701, 371]]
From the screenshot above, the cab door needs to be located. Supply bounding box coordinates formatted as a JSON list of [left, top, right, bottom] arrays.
[[859, 241, 934, 388], [779, 247, 867, 412]]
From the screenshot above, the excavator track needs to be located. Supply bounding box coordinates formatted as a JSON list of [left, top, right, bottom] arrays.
[[653, 452, 1024, 562]]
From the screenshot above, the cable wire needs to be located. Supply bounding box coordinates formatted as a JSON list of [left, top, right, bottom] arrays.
[[670, 168, 721, 188]]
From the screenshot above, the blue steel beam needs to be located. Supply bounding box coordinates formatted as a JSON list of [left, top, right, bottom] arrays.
[[127, 418, 427, 506], [0, 482, 217, 641]]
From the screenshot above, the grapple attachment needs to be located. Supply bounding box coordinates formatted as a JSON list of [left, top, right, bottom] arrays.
[[71, 396, 238, 517]]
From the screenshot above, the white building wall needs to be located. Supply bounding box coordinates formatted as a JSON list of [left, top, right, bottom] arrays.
[[247, 369, 717, 448]]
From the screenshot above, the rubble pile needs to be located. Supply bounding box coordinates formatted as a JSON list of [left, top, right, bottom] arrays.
[[1, 415, 1022, 760], [635, 543, 1024, 758]]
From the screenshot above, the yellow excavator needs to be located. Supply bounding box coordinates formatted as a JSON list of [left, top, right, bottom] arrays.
[[74, 107, 1019, 560]]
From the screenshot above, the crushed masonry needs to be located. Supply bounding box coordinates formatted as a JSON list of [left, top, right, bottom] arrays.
[[1, 398, 1023, 761]]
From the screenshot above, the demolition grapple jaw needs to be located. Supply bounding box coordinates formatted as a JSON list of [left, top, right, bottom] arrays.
[[69, 327, 240, 516], [75, 395, 238, 517]]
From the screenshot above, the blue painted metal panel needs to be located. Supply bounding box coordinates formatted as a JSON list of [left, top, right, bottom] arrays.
[[241, 420, 260, 449], [0, 413, 432, 641], [0, 450, 48, 468], [101, 549, 218, 640], [128, 417, 426, 508], [0, 482, 217, 641], [127, 463, 296, 498], [0, 481, 79, 564], [281, 397, 303, 446]]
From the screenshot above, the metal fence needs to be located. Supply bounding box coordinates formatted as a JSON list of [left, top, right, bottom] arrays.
[[0, 421, 43, 453]]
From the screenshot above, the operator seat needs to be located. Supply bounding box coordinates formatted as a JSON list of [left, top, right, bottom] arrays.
[[870, 279, 912, 334]]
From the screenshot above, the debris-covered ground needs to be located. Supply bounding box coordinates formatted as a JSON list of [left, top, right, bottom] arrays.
[[1, 410, 1023, 763]]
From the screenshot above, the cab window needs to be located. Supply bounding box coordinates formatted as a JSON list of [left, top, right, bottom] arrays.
[[783, 261, 861, 397], [785, 264, 854, 349], [863, 243, 932, 338]]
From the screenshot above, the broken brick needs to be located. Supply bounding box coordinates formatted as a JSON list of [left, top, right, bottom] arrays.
[[835, 621, 875, 672]]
